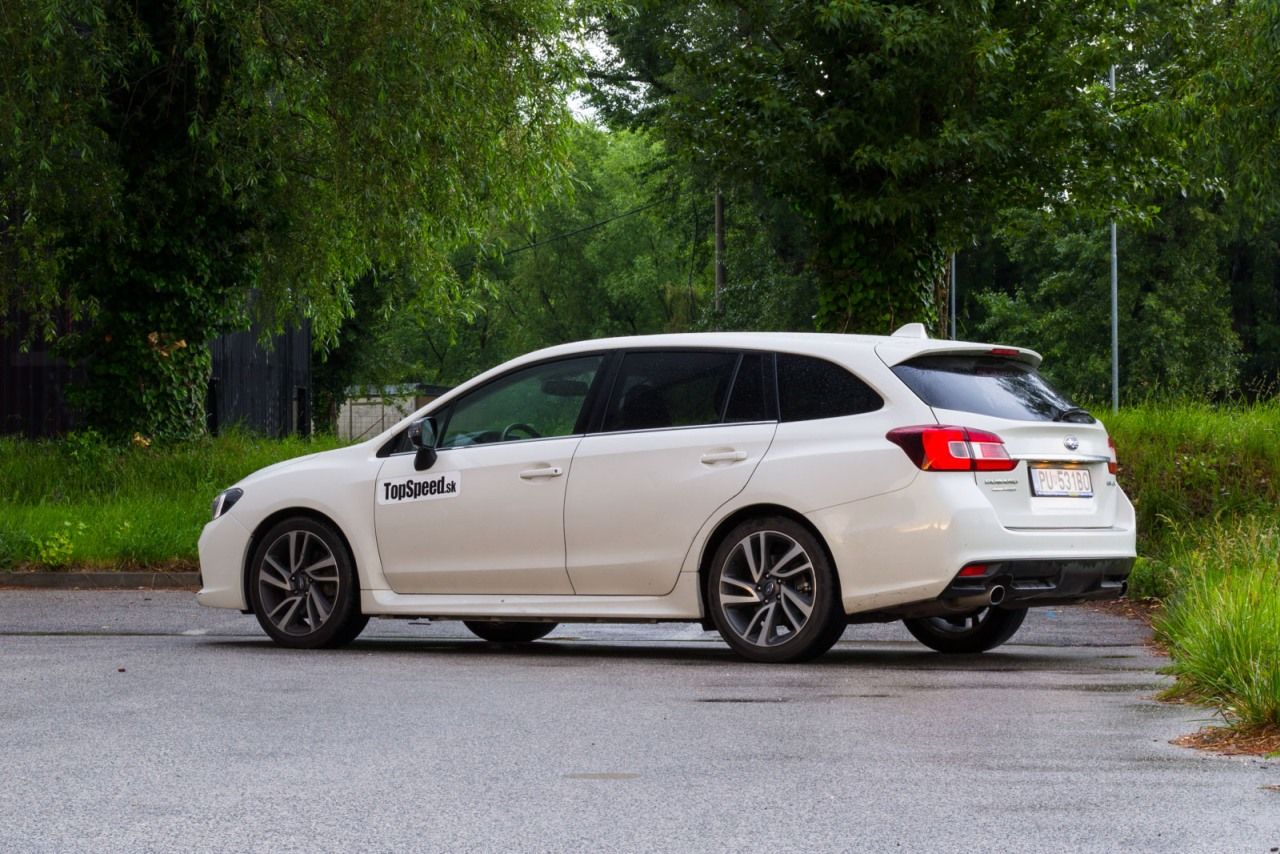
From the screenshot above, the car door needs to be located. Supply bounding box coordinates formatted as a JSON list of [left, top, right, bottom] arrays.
[[563, 349, 777, 596], [374, 354, 605, 595]]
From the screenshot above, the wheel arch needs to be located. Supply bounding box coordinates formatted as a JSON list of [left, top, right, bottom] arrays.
[[696, 503, 842, 623], [241, 507, 361, 613]]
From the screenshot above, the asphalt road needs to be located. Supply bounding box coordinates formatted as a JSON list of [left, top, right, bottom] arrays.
[[1, 591, 1277, 854]]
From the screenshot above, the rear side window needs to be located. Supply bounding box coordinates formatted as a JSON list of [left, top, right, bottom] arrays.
[[892, 355, 1091, 423], [604, 351, 738, 431], [777, 354, 883, 421]]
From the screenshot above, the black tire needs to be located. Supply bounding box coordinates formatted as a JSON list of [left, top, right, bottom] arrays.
[[463, 621, 558, 643], [903, 607, 1027, 654], [707, 516, 845, 663], [248, 517, 368, 649]]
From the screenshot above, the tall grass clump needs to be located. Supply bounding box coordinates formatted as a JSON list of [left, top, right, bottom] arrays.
[[1154, 517, 1280, 728], [0, 429, 347, 570]]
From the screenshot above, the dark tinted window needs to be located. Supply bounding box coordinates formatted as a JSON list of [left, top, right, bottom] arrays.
[[604, 351, 738, 431], [892, 355, 1092, 423], [777, 354, 882, 421], [723, 352, 771, 423]]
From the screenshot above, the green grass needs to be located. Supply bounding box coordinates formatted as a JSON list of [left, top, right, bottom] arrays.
[[1104, 401, 1280, 732], [1106, 398, 1280, 536], [1105, 399, 1280, 597], [0, 430, 346, 570], [1152, 517, 1280, 728]]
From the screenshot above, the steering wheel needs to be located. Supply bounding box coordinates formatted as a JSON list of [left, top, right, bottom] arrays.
[[501, 422, 542, 441]]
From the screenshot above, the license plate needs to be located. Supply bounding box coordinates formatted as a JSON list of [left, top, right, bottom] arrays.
[[1030, 467, 1093, 498]]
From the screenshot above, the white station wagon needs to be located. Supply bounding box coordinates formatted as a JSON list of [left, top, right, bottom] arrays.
[[198, 327, 1136, 662]]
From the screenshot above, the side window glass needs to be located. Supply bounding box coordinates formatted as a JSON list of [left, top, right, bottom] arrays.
[[604, 351, 738, 432], [777, 354, 883, 421], [439, 355, 603, 447], [723, 352, 771, 423]]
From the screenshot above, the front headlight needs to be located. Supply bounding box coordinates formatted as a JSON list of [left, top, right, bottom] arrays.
[[210, 487, 244, 521]]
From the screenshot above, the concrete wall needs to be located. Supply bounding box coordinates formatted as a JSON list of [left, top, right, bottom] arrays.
[[336, 395, 417, 441]]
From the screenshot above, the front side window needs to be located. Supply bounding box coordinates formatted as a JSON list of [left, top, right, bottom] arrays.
[[439, 355, 603, 448], [603, 350, 739, 432]]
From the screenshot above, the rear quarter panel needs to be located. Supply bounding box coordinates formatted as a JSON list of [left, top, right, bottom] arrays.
[[679, 350, 937, 603], [741, 349, 931, 512]]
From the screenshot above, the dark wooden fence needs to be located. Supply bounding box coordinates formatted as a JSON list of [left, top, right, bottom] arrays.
[[1, 319, 311, 439], [206, 322, 311, 438], [0, 314, 79, 438]]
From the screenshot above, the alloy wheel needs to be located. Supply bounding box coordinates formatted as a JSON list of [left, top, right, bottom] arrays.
[[256, 530, 341, 636], [717, 530, 817, 648]]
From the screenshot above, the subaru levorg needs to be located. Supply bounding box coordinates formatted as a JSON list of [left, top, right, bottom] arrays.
[[198, 326, 1136, 662]]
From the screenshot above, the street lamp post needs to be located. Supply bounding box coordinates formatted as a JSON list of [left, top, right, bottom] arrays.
[[714, 189, 725, 319], [1109, 65, 1119, 413], [949, 253, 957, 340]]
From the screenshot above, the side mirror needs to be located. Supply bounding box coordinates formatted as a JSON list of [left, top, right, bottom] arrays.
[[407, 416, 438, 471]]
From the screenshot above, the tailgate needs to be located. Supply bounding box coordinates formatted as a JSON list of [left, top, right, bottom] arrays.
[[931, 409, 1119, 529], [886, 350, 1120, 531]]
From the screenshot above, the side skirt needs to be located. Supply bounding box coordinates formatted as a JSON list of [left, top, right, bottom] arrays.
[[360, 572, 703, 622]]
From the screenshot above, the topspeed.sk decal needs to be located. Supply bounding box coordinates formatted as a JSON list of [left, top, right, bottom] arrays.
[[378, 471, 461, 505]]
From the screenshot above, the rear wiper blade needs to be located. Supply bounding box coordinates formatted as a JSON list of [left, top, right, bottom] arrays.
[[1053, 406, 1095, 423]]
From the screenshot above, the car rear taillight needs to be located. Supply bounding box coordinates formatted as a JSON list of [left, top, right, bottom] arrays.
[[886, 425, 1018, 472], [1107, 436, 1118, 475]]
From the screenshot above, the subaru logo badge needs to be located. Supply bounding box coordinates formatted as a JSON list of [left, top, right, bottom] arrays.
[[1063, 435, 1079, 451]]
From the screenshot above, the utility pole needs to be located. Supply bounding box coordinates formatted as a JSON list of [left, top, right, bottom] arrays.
[[949, 253, 957, 340], [1109, 65, 1119, 413], [714, 189, 725, 320]]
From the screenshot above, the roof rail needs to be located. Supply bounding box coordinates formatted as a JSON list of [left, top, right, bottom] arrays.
[[890, 323, 929, 339]]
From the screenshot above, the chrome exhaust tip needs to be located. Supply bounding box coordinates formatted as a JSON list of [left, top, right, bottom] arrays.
[[988, 585, 1006, 607]]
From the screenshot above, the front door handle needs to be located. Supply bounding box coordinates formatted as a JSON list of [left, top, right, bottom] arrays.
[[519, 466, 564, 480], [700, 450, 748, 465]]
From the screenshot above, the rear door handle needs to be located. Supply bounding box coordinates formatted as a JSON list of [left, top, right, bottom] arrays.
[[700, 450, 748, 465], [519, 466, 563, 480]]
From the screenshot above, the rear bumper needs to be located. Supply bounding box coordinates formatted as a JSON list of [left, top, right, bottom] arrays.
[[808, 472, 1137, 617], [940, 557, 1134, 608]]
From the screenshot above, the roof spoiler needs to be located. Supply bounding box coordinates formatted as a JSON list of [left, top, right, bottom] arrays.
[[890, 323, 929, 339]]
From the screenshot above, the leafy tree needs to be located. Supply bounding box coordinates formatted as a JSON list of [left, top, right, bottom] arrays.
[[405, 124, 713, 384], [314, 122, 824, 399], [310, 267, 488, 431], [969, 195, 1239, 402], [1222, 218, 1280, 392], [962, 0, 1280, 403], [590, 0, 1185, 333], [1171, 0, 1280, 225], [0, 0, 579, 438], [1160, 0, 1280, 394], [699, 188, 819, 333]]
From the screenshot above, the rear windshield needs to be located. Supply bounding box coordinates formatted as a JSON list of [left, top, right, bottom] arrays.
[[891, 355, 1093, 423]]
